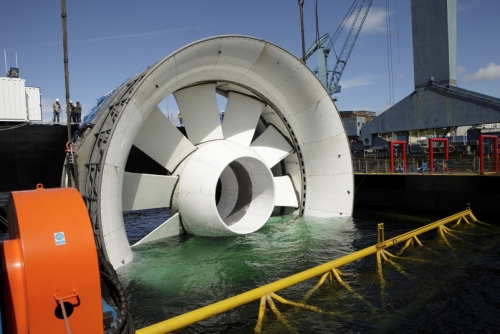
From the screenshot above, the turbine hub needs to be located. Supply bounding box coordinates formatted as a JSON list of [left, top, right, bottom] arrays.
[[174, 140, 275, 236]]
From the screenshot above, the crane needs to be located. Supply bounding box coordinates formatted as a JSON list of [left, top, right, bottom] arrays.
[[303, 0, 373, 95]]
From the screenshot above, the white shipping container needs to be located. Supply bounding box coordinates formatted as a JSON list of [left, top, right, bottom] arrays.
[[0, 77, 28, 121], [25, 86, 42, 121]]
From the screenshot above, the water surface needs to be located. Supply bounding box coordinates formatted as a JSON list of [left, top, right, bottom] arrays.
[[120, 209, 500, 333]]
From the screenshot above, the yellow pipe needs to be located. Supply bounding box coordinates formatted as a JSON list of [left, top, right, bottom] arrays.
[[301, 272, 329, 303], [265, 295, 296, 334], [254, 296, 266, 333], [452, 217, 462, 228], [413, 236, 423, 246], [468, 212, 479, 222], [270, 292, 334, 315], [382, 249, 396, 258], [137, 209, 474, 334], [332, 268, 343, 283]]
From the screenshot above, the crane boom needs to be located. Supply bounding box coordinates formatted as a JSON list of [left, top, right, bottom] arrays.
[[329, 0, 373, 94], [304, 33, 330, 61]]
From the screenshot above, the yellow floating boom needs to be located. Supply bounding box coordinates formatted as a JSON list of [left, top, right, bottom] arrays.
[[137, 209, 477, 334]]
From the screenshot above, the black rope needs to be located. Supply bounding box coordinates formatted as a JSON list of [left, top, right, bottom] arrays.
[[98, 250, 135, 334]]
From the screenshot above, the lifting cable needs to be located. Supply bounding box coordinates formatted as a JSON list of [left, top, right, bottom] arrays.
[[395, 0, 401, 63], [326, 0, 359, 56], [298, 0, 306, 62], [385, 0, 395, 106]]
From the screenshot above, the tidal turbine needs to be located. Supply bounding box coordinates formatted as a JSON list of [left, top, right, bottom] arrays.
[[70, 36, 354, 269]]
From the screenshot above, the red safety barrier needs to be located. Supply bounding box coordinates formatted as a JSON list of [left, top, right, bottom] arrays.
[[479, 134, 499, 174], [389, 140, 406, 173], [428, 138, 449, 173]]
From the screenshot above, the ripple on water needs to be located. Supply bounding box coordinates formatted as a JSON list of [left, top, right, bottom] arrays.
[[119, 210, 500, 333]]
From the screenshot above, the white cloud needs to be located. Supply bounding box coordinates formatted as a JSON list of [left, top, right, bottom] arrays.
[[340, 74, 381, 90], [7, 26, 198, 50], [347, 7, 390, 35], [463, 62, 500, 82], [457, 66, 466, 74], [82, 27, 195, 44]]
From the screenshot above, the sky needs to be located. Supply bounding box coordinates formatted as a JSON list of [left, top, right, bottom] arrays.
[[1, 0, 499, 122]]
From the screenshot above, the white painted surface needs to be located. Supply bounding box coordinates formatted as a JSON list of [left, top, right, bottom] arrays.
[[132, 213, 182, 247], [251, 125, 294, 168], [25, 86, 41, 121], [0, 77, 27, 121], [122, 172, 178, 211], [174, 84, 223, 145], [222, 92, 265, 146], [85, 36, 353, 269], [177, 140, 275, 236], [134, 106, 195, 172], [273, 175, 299, 208]]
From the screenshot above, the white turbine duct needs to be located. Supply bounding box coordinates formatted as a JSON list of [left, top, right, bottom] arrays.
[[174, 141, 274, 236], [73, 36, 354, 269]]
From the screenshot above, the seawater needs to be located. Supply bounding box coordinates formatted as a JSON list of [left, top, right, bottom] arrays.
[[119, 208, 500, 333]]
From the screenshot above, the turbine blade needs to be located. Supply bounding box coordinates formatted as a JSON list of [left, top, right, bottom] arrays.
[[222, 92, 265, 146], [122, 172, 178, 211], [174, 83, 223, 145], [274, 176, 299, 207], [250, 125, 294, 168], [134, 106, 196, 172], [132, 213, 181, 247]]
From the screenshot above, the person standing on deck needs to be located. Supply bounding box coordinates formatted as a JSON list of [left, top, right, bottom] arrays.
[[74, 101, 82, 123], [52, 99, 61, 122], [178, 110, 183, 126], [69, 100, 76, 122]]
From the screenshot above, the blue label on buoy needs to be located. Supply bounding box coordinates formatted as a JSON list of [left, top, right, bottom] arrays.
[[54, 232, 66, 246]]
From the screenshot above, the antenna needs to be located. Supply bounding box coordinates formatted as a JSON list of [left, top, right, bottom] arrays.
[[3, 50, 7, 76], [15, 52, 18, 68]]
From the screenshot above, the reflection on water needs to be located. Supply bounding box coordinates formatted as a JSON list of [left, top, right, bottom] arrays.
[[120, 209, 500, 333]]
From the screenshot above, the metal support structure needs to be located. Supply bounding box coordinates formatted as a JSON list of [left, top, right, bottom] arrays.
[[136, 209, 478, 334], [479, 134, 499, 174], [389, 140, 406, 173], [359, 0, 500, 147], [60, 0, 73, 190], [298, 0, 306, 63], [329, 0, 373, 94], [302, 0, 372, 95], [428, 138, 449, 173]]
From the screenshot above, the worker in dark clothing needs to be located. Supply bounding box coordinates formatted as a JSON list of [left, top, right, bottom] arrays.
[[74, 101, 82, 123], [53, 99, 61, 122], [69, 100, 76, 123]]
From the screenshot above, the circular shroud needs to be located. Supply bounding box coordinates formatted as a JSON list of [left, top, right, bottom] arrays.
[[73, 36, 354, 269]]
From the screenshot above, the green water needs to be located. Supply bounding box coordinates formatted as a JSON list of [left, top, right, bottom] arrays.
[[119, 210, 500, 333]]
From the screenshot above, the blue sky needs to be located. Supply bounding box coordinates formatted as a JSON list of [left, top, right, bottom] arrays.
[[1, 0, 499, 122]]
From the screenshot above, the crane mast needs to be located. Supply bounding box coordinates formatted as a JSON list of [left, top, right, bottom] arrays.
[[302, 0, 373, 95], [329, 0, 372, 94]]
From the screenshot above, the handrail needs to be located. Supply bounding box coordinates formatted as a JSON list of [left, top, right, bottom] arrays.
[[137, 209, 478, 334]]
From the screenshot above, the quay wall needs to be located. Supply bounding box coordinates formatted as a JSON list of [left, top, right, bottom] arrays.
[[354, 173, 499, 220]]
